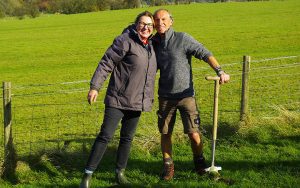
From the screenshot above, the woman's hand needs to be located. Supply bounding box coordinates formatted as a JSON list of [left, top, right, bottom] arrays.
[[87, 89, 98, 105]]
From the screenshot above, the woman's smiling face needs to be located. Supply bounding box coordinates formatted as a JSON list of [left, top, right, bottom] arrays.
[[136, 16, 154, 41]]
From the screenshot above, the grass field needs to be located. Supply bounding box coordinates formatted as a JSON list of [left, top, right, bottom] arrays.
[[0, 0, 299, 187]]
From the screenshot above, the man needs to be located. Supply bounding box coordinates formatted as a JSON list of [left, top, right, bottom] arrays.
[[152, 9, 230, 181]]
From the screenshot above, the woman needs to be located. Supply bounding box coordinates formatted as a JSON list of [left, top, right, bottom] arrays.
[[80, 11, 156, 188]]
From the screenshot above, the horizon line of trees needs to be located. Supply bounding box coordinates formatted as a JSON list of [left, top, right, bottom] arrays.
[[0, 0, 268, 19]]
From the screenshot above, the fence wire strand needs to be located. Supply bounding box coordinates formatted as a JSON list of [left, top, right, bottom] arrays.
[[1, 55, 299, 159]]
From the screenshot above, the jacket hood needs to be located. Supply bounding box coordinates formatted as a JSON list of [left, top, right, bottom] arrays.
[[122, 23, 137, 34]]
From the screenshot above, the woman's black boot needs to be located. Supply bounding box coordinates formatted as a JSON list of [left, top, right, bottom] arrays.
[[115, 169, 129, 185]]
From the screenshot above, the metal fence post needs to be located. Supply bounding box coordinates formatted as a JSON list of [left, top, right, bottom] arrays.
[[2, 81, 16, 176], [240, 56, 250, 124]]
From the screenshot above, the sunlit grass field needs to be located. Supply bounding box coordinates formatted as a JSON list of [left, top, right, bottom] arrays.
[[0, 0, 299, 187], [1, 0, 299, 84]]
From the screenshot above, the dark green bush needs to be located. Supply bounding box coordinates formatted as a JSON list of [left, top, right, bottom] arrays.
[[25, 1, 40, 18], [0, 0, 268, 19]]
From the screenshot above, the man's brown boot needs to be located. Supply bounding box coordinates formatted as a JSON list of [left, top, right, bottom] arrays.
[[194, 156, 207, 175], [161, 160, 174, 181]]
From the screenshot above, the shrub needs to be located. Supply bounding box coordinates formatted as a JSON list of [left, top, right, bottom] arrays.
[[25, 1, 40, 18], [0, 8, 5, 18], [14, 6, 26, 19]]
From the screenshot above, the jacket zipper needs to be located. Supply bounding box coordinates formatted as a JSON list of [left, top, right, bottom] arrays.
[[142, 45, 151, 111]]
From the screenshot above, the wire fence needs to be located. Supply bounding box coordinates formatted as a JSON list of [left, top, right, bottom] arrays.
[[1, 55, 299, 166], [7, 81, 102, 157], [246, 56, 299, 117]]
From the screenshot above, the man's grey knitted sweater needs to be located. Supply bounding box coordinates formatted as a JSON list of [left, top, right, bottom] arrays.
[[152, 28, 212, 99]]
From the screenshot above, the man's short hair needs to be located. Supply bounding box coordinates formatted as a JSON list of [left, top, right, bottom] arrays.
[[154, 9, 173, 22]]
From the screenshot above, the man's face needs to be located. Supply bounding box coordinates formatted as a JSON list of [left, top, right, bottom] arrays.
[[154, 10, 173, 35]]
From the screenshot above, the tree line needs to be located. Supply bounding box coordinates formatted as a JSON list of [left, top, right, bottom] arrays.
[[0, 0, 266, 19]]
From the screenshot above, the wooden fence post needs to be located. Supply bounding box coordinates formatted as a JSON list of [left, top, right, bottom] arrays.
[[2, 81, 16, 176], [240, 56, 250, 123]]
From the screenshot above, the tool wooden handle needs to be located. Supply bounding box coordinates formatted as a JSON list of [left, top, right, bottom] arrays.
[[205, 76, 221, 168], [205, 76, 220, 81]]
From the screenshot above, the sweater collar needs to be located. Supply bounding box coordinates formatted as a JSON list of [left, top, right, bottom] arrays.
[[154, 27, 174, 42], [163, 27, 174, 41]]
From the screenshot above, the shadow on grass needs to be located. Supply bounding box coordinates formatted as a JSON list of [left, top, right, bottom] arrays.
[[202, 121, 239, 139], [3, 132, 300, 187], [279, 135, 300, 142]]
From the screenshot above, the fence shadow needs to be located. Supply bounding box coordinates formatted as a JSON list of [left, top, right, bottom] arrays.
[[2, 127, 299, 187], [1, 136, 18, 184], [3, 137, 300, 187], [202, 121, 239, 139], [5, 142, 162, 187]]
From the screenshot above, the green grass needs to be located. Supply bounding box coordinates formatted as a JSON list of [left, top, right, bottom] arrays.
[[0, 0, 299, 187], [1, 0, 299, 84]]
